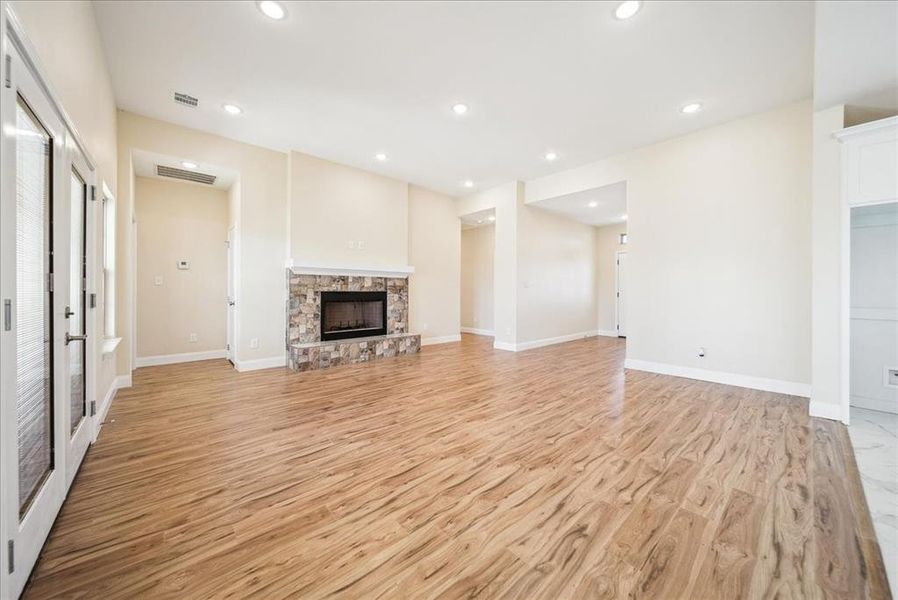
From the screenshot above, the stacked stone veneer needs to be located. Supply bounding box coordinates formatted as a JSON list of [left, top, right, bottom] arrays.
[[286, 270, 420, 371]]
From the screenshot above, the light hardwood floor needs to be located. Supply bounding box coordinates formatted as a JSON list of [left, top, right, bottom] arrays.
[[23, 334, 890, 599]]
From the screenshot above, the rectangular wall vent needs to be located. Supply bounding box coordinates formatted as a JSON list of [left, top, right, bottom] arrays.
[[156, 165, 217, 186], [173, 92, 198, 107]]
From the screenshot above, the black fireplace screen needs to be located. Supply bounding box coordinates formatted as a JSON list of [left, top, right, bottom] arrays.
[[320, 291, 387, 341]]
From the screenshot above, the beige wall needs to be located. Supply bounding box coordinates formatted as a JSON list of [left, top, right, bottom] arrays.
[[9, 1, 120, 396], [461, 225, 495, 332], [135, 177, 228, 358], [527, 101, 812, 389], [288, 151, 409, 267], [516, 206, 597, 343], [595, 223, 628, 335], [118, 111, 288, 370], [408, 186, 460, 342]]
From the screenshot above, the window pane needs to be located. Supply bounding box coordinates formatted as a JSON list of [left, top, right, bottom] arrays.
[[16, 97, 54, 516]]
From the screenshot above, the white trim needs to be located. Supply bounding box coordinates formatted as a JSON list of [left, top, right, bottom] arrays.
[[101, 336, 122, 355], [615, 250, 627, 337], [135, 349, 227, 368], [833, 115, 898, 141], [421, 334, 461, 346], [286, 259, 414, 279], [235, 355, 287, 372], [624, 358, 812, 398], [810, 400, 845, 420], [114, 374, 132, 389], [493, 331, 599, 352], [596, 329, 619, 337], [460, 327, 494, 336]]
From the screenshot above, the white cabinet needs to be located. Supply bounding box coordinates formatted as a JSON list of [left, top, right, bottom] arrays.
[[836, 116, 898, 207]]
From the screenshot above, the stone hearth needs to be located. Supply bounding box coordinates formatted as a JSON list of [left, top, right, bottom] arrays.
[[286, 270, 420, 372]]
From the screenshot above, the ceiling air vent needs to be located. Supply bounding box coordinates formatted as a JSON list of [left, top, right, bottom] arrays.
[[156, 165, 217, 185], [173, 92, 198, 108]]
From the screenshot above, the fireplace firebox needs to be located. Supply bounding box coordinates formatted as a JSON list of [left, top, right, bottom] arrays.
[[320, 291, 387, 341]]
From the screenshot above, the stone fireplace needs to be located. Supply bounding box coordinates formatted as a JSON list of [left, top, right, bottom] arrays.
[[286, 269, 420, 371]]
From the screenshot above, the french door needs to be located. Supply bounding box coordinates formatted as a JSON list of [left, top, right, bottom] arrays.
[[1, 42, 95, 598]]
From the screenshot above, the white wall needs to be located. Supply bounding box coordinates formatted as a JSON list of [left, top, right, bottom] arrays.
[[596, 223, 627, 335], [408, 185, 460, 343], [117, 111, 288, 370], [527, 101, 812, 392], [516, 206, 597, 344], [135, 177, 228, 359], [850, 204, 898, 413], [461, 225, 495, 333], [288, 151, 409, 267]]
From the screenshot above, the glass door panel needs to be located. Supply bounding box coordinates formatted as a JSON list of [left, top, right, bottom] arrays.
[[69, 170, 86, 434], [15, 97, 54, 517]]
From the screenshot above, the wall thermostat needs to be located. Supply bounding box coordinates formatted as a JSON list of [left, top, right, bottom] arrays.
[[177, 260, 190, 270]]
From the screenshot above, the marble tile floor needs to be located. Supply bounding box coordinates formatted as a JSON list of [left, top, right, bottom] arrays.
[[849, 406, 898, 595]]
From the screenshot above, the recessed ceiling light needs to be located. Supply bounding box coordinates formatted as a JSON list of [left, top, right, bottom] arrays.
[[477, 220, 483, 224], [181, 161, 198, 169], [588, 201, 598, 208], [544, 151, 558, 161], [487, 215, 496, 222], [258, 1, 286, 20], [614, 1, 642, 20], [622, 214, 628, 221], [681, 102, 703, 114], [375, 152, 388, 161], [222, 103, 243, 115], [463, 180, 474, 188], [452, 103, 469, 115]]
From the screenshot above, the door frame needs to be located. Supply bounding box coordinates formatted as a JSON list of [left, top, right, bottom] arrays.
[[1, 6, 101, 597], [226, 226, 237, 364], [615, 250, 627, 338]]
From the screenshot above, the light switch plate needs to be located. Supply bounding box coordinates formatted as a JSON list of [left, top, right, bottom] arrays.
[[177, 260, 189, 270]]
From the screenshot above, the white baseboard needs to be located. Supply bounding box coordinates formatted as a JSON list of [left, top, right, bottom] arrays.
[[810, 400, 847, 421], [461, 327, 495, 337], [94, 375, 131, 440], [849, 395, 897, 415], [492, 331, 599, 352], [136, 349, 227, 368], [235, 355, 287, 372], [114, 374, 132, 389], [623, 358, 812, 398], [422, 334, 462, 346], [596, 329, 619, 338]]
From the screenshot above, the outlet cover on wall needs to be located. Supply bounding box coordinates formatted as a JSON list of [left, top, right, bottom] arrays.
[[357, 240, 365, 250], [154, 275, 163, 286], [250, 338, 259, 349], [188, 333, 197, 343]]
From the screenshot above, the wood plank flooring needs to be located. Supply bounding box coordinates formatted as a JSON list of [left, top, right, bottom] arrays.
[[23, 334, 890, 599]]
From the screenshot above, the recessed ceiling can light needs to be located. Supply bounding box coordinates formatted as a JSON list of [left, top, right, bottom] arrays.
[[545, 151, 558, 161], [452, 103, 469, 115], [614, 1, 642, 20], [182, 161, 198, 169], [258, 1, 286, 20], [681, 102, 703, 114], [222, 103, 243, 115], [463, 180, 474, 188], [477, 220, 483, 224], [487, 215, 496, 222], [588, 201, 598, 208], [375, 152, 388, 161], [622, 214, 629, 221]]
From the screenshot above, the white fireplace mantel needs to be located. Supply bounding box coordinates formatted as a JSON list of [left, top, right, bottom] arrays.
[[286, 259, 414, 278]]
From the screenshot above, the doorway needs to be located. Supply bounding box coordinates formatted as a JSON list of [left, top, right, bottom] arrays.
[[459, 208, 496, 337], [0, 42, 96, 598], [227, 226, 236, 364], [616, 250, 627, 338]]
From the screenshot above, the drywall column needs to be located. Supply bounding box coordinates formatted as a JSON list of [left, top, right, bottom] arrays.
[[458, 182, 521, 349], [810, 105, 846, 421]]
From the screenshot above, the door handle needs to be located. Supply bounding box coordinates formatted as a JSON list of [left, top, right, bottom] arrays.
[[65, 333, 87, 345], [227, 299, 235, 306]]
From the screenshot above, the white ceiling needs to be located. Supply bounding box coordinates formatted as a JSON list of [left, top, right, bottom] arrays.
[[814, 1, 898, 111], [132, 149, 238, 190], [93, 1, 813, 196], [460, 208, 496, 230], [531, 181, 627, 227]]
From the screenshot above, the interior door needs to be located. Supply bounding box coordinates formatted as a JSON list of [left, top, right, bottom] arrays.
[[226, 227, 236, 365], [616, 251, 627, 338], [64, 147, 94, 484], [1, 43, 68, 599]]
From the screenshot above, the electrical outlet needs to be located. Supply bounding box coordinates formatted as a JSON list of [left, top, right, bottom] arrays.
[[250, 338, 259, 349], [698, 347, 706, 358], [189, 333, 197, 343], [357, 240, 365, 250], [154, 275, 163, 286], [347, 241, 355, 249]]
